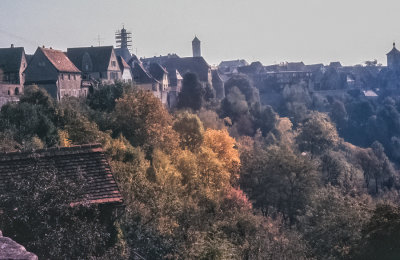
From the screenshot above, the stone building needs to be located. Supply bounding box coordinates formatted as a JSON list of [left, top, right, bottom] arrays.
[[67, 46, 121, 86], [24, 47, 83, 100], [0, 45, 27, 107]]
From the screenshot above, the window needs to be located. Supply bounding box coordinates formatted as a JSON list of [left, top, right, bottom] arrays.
[[73, 75, 76, 80], [68, 74, 71, 80], [111, 61, 116, 67], [7, 90, 10, 95], [15, 87, 19, 95], [61, 74, 64, 80]]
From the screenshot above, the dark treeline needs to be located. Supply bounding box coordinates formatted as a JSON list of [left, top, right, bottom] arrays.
[[1, 73, 400, 259]]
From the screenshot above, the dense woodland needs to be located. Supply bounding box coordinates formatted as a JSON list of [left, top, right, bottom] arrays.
[[1, 72, 400, 259]]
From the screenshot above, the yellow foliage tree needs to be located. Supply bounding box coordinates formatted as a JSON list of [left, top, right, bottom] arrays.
[[203, 129, 240, 182]]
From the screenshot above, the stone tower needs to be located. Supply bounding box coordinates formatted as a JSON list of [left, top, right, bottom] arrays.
[[387, 42, 400, 71], [192, 36, 201, 57]]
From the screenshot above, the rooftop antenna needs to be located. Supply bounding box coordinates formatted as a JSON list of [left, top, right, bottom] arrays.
[[94, 34, 104, 46]]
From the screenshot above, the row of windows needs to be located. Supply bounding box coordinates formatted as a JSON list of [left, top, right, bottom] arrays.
[[61, 74, 77, 80], [6, 87, 20, 96]]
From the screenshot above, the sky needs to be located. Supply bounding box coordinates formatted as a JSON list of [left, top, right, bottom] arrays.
[[0, 0, 399, 66]]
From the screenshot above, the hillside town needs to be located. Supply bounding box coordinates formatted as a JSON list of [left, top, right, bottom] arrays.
[[4, 22, 400, 259], [1, 26, 400, 110]]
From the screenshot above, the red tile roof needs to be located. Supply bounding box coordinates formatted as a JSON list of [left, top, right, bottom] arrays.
[[40, 47, 80, 73], [0, 144, 122, 205]]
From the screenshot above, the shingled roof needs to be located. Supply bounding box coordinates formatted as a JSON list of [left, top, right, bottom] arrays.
[[117, 55, 130, 71], [0, 47, 25, 73], [67, 46, 114, 72], [0, 144, 123, 205], [39, 47, 80, 73], [131, 61, 157, 84], [163, 57, 210, 82], [387, 43, 400, 56], [148, 62, 168, 81]]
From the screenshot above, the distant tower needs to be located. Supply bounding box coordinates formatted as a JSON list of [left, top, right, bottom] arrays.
[[192, 36, 201, 57], [387, 42, 400, 70], [115, 26, 132, 50], [115, 26, 133, 62]]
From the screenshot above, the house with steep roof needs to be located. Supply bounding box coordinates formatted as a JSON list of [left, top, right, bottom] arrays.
[[147, 62, 169, 105], [24, 47, 83, 100], [165, 68, 182, 108], [0, 45, 27, 107], [67, 46, 121, 85], [117, 56, 132, 82]]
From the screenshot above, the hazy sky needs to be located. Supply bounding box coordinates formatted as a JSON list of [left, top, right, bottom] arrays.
[[1, 0, 399, 66]]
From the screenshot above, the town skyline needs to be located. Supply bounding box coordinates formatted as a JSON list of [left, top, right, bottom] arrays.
[[1, 0, 400, 66]]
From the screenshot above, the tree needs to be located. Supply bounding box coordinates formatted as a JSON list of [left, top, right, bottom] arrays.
[[203, 129, 240, 180], [220, 86, 249, 123], [299, 186, 372, 259], [87, 81, 135, 112], [296, 112, 339, 155], [113, 90, 178, 155], [173, 112, 204, 152], [354, 204, 400, 260], [224, 74, 260, 107], [177, 72, 205, 110], [240, 145, 319, 224]]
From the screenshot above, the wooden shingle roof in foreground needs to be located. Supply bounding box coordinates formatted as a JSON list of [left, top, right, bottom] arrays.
[[0, 144, 123, 205]]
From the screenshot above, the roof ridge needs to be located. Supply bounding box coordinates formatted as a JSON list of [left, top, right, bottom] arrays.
[[0, 143, 103, 157]]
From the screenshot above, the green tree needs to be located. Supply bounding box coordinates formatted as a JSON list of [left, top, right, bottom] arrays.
[[113, 90, 178, 155], [240, 145, 319, 224], [177, 72, 205, 110], [296, 112, 339, 155], [299, 186, 372, 259], [354, 204, 400, 260]]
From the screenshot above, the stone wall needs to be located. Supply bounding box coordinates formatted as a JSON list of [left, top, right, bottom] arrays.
[[0, 230, 38, 260]]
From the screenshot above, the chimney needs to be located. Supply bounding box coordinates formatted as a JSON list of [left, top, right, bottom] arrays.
[[10, 44, 14, 48]]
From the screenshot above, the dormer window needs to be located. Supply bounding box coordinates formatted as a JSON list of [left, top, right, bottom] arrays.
[[112, 61, 116, 67]]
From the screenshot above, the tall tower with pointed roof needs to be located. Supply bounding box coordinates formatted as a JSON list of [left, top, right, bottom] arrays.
[[192, 36, 201, 57], [387, 42, 400, 70]]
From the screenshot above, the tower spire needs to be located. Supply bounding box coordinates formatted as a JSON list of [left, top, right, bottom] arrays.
[[192, 35, 201, 57]]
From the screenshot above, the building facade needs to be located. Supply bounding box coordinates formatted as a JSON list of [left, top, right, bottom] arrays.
[[67, 46, 122, 85], [0, 45, 26, 107], [24, 47, 83, 100]]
